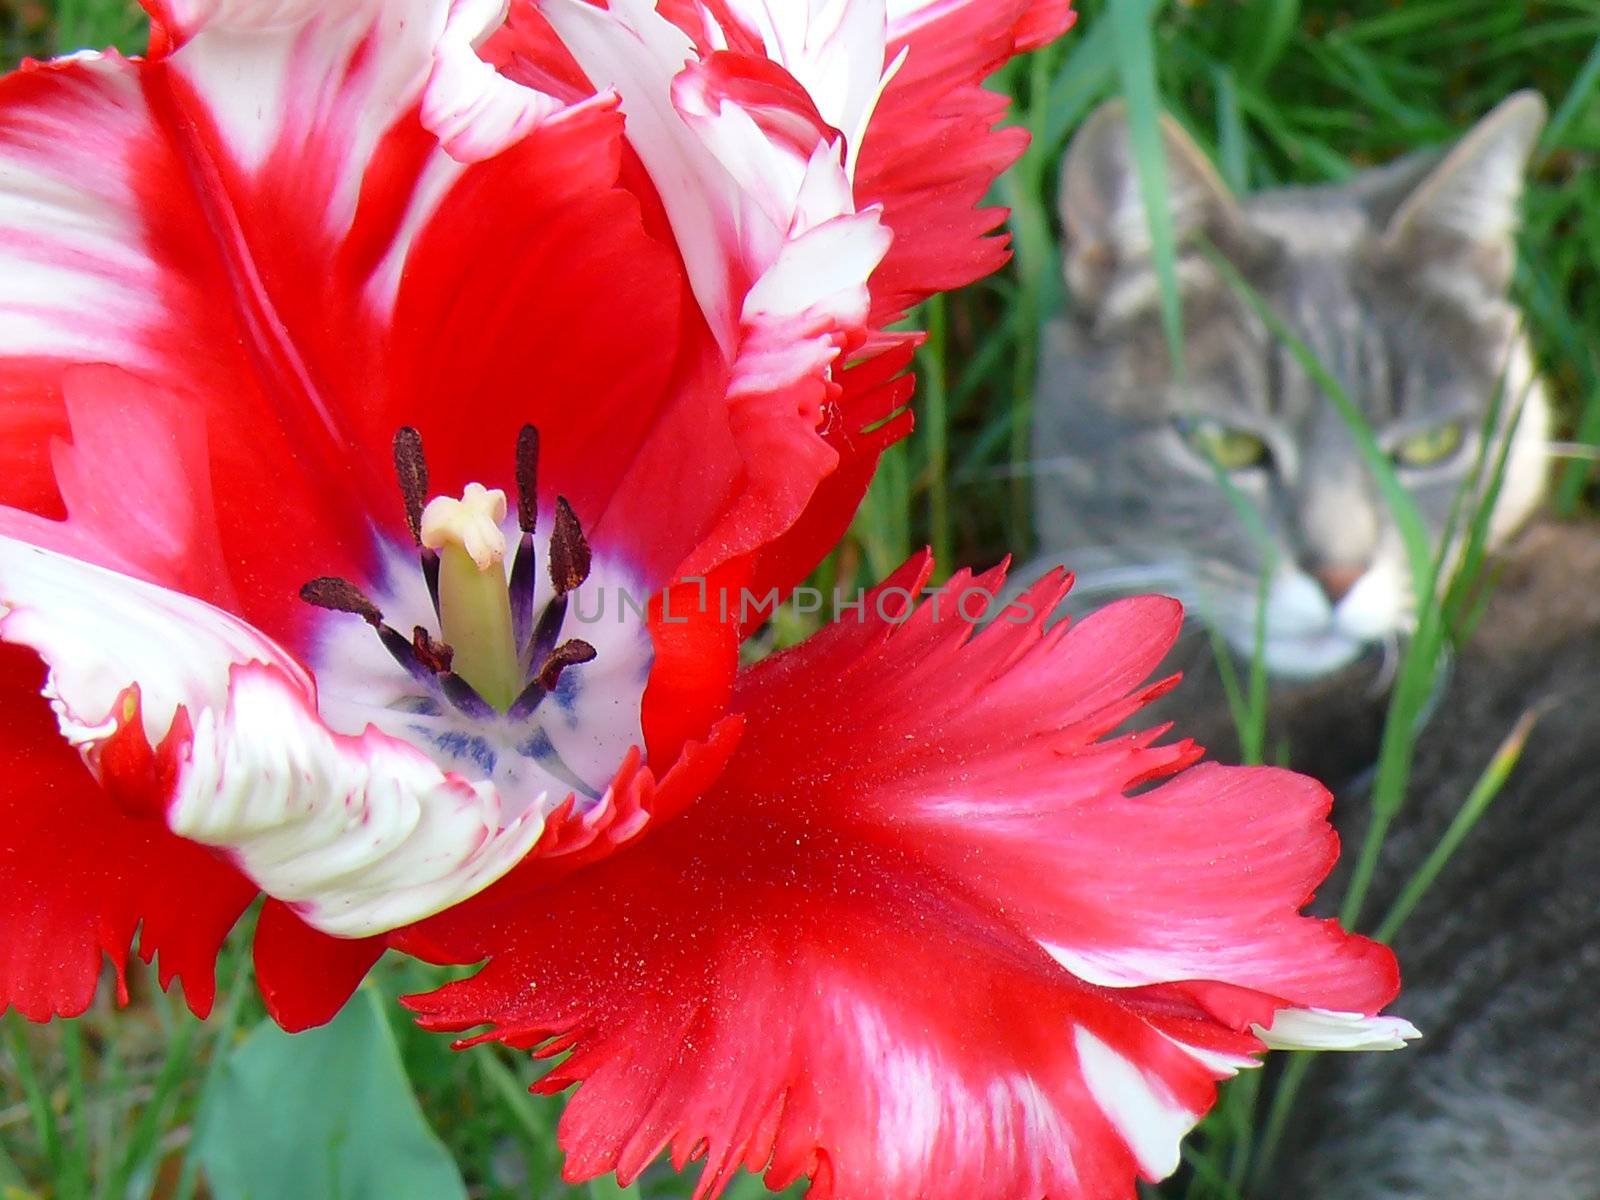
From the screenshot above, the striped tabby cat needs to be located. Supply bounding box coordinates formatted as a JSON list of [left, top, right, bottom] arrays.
[[1032, 95, 1598, 1196]]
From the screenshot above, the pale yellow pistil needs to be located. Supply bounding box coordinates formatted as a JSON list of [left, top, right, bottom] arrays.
[[420, 483, 521, 712]]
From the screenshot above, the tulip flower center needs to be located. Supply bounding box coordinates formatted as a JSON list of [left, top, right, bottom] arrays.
[[298, 426, 650, 812]]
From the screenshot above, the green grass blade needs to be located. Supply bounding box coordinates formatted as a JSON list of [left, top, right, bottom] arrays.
[[1111, 0, 1185, 377], [1442, 373, 1531, 628], [999, 40, 1059, 549], [1213, 65, 1249, 192], [1180, 1139, 1246, 1200], [1539, 33, 1600, 153], [1249, 1051, 1317, 1191], [106, 1002, 201, 1199], [1375, 708, 1538, 943], [1203, 622, 1252, 755], [1042, 12, 1118, 154], [3, 1017, 60, 1173], [1240, 0, 1300, 83], [917, 295, 952, 574], [61, 1020, 90, 1200], [851, 439, 911, 583], [173, 946, 255, 1200], [474, 1048, 553, 1153], [1223, 1069, 1263, 1191]]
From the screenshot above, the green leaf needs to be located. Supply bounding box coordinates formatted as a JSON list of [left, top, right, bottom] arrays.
[[193, 987, 467, 1200]]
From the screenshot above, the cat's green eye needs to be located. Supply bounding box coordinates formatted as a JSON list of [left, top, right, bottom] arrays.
[[1180, 420, 1270, 471], [1393, 422, 1465, 468]]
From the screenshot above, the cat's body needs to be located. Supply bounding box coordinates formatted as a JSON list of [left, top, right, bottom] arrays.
[[1253, 519, 1600, 1199], [1029, 96, 1600, 1195]]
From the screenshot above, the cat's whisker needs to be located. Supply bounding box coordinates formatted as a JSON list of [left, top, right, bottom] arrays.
[[1190, 560, 1268, 594], [1068, 562, 1194, 597], [1368, 634, 1404, 696]]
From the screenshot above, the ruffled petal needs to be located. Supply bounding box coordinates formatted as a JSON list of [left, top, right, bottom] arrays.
[[712, 0, 901, 168], [406, 563, 1404, 1199], [0, 645, 255, 1020], [422, 0, 581, 162], [742, 571, 1400, 1017], [0, 537, 308, 750], [173, 662, 547, 936], [0, 537, 545, 938], [858, 0, 1077, 325], [538, 0, 762, 354], [413, 832, 1249, 1198]]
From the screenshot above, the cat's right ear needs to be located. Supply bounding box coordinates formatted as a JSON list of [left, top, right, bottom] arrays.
[[1380, 90, 1547, 294], [1058, 100, 1247, 309]]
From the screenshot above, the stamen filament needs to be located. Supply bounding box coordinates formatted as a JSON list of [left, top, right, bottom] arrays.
[[509, 532, 538, 651]]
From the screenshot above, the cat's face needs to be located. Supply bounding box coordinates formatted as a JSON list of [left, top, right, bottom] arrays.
[[1032, 93, 1551, 679]]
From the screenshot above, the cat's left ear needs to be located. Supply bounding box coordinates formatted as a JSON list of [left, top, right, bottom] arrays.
[[1381, 90, 1547, 292]]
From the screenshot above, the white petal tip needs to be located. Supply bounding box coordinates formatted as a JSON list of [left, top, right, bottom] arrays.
[[1254, 1008, 1423, 1053]]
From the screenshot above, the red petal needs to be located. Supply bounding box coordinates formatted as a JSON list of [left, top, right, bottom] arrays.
[[406, 565, 1397, 1197], [642, 560, 750, 764], [745, 340, 916, 601], [254, 899, 385, 1033], [413, 836, 1243, 1198], [0, 365, 237, 603], [0, 364, 69, 520], [370, 103, 704, 586], [0, 645, 254, 1019], [859, 0, 1078, 326]]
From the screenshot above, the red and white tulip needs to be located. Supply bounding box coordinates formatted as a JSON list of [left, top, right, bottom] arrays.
[[0, 1, 1415, 1196], [0, 0, 1066, 1027]]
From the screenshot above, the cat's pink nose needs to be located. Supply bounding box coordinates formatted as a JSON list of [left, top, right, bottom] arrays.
[[1314, 564, 1364, 604]]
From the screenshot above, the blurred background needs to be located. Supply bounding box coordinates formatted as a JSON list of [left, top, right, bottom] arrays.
[[2, 1, 1597, 1197]]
